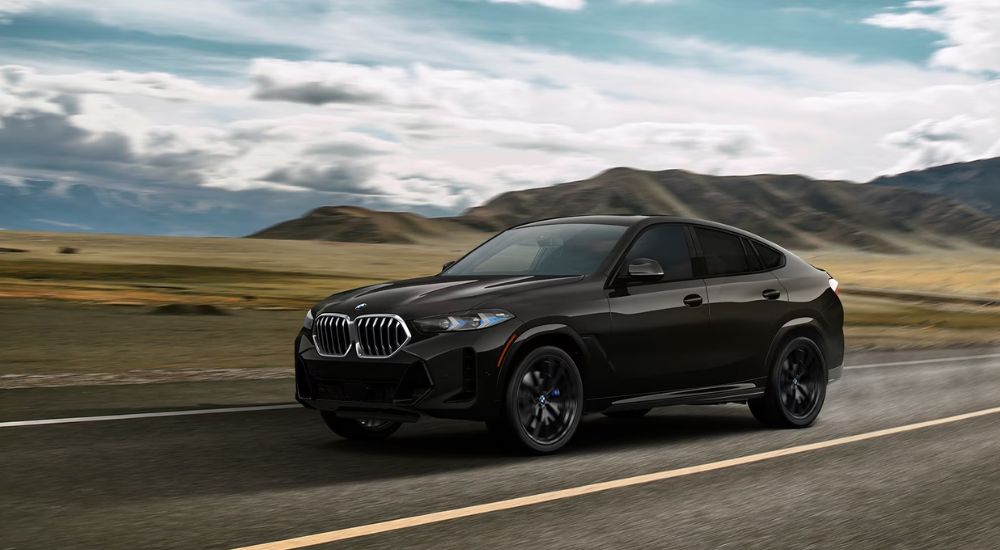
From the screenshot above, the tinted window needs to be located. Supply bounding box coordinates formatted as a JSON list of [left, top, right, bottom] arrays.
[[752, 241, 784, 269], [743, 238, 762, 271], [625, 224, 693, 281], [445, 223, 627, 276], [695, 227, 750, 276]]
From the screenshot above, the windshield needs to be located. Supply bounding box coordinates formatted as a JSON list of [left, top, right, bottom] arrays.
[[444, 223, 627, 277]]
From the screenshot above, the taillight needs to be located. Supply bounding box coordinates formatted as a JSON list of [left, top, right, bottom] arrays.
[[829, 277, 840, 295]]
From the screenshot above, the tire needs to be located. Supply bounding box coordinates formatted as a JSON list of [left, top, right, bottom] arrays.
[[749, 336, 827, 428], [603, 408, 651, 419], [492, 345, 584, 454], [321, 411, 402, 440]]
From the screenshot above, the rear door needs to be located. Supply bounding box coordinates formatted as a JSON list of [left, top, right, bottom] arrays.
[[606, 224, 711, 395], [692, 226, 788, 384]]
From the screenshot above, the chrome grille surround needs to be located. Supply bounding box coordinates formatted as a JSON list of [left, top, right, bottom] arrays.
[[311, 313, 352, 358], [355, 314, 411, 359], [310, 313, 411, 359]]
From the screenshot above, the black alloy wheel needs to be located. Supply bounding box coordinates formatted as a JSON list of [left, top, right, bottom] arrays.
[[778, 344, 823, 418], [493, 346, 584, 454], [321, 411, 402, 440], [749, 336, 827, 428]]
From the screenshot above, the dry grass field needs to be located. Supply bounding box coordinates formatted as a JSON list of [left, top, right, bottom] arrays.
[[0, 230, 483, 307], [1, 230, 997, 387], [803, 249, 1000, 298]]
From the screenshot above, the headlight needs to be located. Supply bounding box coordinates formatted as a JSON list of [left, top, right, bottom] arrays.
[[304, 309, 314, 330], [413, 309, 514, 332]]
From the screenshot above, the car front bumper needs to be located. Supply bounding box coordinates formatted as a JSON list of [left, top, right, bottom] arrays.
[[293, 324, 517, 422]]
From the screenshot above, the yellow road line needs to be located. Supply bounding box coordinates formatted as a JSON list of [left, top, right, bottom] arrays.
[[233, 405, 1000, 550]]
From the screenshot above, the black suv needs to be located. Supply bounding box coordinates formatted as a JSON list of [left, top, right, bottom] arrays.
[[295, 216, 844, 453]]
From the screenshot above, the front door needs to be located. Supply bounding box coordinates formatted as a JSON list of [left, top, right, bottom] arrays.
[[606, 224, 712, 396]]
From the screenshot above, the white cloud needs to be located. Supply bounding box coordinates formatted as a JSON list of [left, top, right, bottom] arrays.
[[486, 0, 585, 10], [0, 67, 241, 189], [7, 36, 1000, 210], [865, 0, 1000, 73], [2, 65, 236, 102], [245, 56, 791, 177], [0, 0, 47, 22], [462, 118, 776, 166], [249, 58, 606, 120], [880, 115, 1000, 173], [0, 57, 793, 210], [1, 0, 1000, 219]]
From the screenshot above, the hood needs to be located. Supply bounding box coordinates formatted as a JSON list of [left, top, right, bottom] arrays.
[[315, 275, 581, 319]]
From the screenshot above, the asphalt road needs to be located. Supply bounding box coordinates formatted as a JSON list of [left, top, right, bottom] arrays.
[[2, 348, 999, 550]]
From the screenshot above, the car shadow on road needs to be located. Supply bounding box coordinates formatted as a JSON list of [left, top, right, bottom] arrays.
[[349, 406, 761, 460], [2, 406, 764, 504]]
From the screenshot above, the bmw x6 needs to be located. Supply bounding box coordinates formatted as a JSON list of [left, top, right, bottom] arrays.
[[295, 216, 844, 453]]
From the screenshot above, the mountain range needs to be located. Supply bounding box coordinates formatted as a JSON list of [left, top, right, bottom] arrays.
[[871, 156, 999, 216], [252, 159, 1000, 253], [2, 157, 997, 252], [0, 180, 315, 237]]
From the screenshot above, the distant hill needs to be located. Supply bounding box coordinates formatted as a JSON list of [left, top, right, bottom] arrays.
[[249, 205, 469, 244], [459, 168, 998, 252], [870, 156, 999, 216], [251, 166, 1000, 253], [0, 180, 325, 237]]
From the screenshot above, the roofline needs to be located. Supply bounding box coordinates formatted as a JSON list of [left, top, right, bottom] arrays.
[[508, 214, 789, 252], [512, 214, 721, 228], [513, 214, 651, 228]]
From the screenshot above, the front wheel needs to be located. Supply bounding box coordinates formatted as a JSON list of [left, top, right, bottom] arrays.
[[749, 336, 827, 428], [493, 346, 584, 454], [321, 412, 402, 440]]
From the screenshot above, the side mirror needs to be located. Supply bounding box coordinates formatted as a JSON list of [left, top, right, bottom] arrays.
[[441, 260, 456, 272], [626, 258, 664, 281]]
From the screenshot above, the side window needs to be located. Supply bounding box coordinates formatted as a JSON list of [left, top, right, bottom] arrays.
[[694, 227, 750, 276], [742, 238, 762, 271], [752, 241, 784, 270], [625, 224, 693, 281]]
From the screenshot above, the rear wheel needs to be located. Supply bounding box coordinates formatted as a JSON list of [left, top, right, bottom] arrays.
[[321, 412, 402, 440], [749, 336, 827, 428], [492, 346, 584, 454]]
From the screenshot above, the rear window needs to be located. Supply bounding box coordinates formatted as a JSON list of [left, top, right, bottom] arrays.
[[752, 241, 784, 270], [694, 227, 750, 276]]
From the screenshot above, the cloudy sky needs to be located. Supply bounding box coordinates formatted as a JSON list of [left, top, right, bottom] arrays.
[[1, 0, 998, 235]]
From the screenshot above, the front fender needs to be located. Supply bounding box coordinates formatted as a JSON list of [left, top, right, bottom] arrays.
[[495, 322, 590, 390]]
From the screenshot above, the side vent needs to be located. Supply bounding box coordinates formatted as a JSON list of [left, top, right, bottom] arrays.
[[447, 348, 477, 402]]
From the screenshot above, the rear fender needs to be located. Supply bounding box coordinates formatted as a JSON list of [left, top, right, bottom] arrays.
[[763, 317, 831, 378]]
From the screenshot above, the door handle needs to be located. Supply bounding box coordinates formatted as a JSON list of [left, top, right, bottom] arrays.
[[762, 289, 781, 300], [683, 294, 703, 307]]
